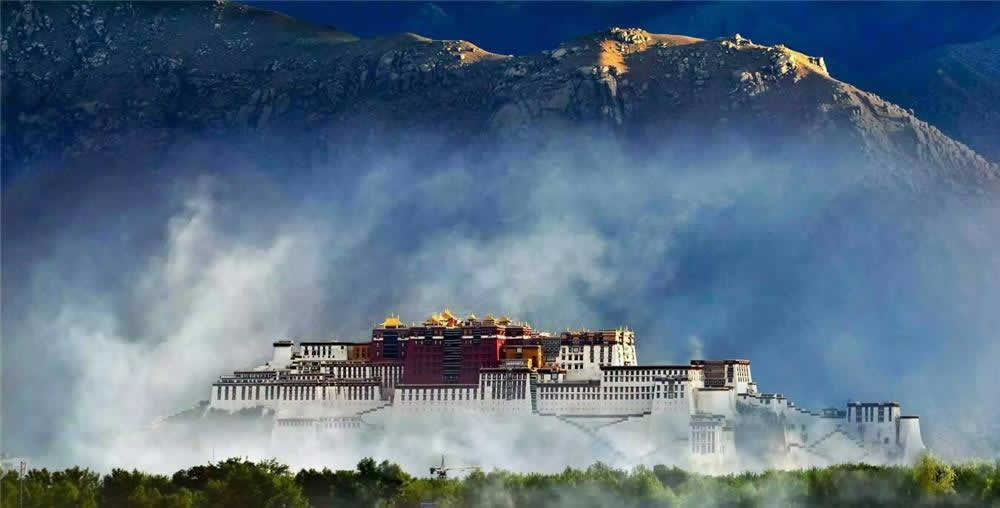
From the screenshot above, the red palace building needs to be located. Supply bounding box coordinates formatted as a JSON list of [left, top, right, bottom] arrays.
[[371, 309, 534, 384]]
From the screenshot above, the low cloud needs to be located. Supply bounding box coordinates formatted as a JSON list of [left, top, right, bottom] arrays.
[[2, 130, 998, 471]]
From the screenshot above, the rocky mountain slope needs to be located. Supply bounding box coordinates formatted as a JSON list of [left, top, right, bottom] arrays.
[[870, 35, 1000, 163], [2, 1, 997, 190]]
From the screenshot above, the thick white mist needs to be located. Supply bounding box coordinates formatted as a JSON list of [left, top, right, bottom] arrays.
[[2, 133, 998, 472]]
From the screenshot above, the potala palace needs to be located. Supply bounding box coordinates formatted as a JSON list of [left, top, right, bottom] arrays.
[[208, 310, 926, 470]]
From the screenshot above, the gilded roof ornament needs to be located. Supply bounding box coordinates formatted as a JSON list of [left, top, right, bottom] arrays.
[[380, 315, 403, 328], [440, 309, 459, 323]]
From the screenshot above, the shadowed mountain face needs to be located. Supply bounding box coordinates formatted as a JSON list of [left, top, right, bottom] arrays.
[[870, 35, 1000, 163], [1, 1, 997, 189], [3, 2, 1000, 468], [250, 0, 1000, 167]]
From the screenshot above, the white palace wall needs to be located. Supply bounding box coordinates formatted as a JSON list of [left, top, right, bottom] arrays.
[[210, 336, 926, 468]]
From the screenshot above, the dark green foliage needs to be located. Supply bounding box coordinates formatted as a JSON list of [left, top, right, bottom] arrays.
[[100, 468, 178, 507], [913, 454, 957, 497], [653, 464, 689, 490], [4, 455, 999, 507], [294, 458, 410, 508], [179, 458, 307, 508], [2, 466, 100, 508]]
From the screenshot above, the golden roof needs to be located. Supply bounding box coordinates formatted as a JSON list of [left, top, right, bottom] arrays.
[[380, 315, 403, 328], [424, 312, 444, 325], [466, 313, 478, 321], [440, 309, 458, 323]]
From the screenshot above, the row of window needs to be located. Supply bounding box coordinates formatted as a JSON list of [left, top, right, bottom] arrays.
[[560, 345, 621, 364], [324, 365, 401, 394], [330, 366, 376, 377], [540, 385, 598, 392], [603, 369, 690, 383], [301, 345, 348, 358], [852, 406, 893, 423], [490, 380, 526, 400], [408, 339, 487, 346], [220, 377, 272, 384], [539, 391, 683, 401], [481, 373, 528, 380], [215, 384, 379, 401], [541, 393, 657, 400], [692, 430, 718, 455], [725, 364, 751, 384], [536, 384, 672, 394], [399, 388, 481, 401]]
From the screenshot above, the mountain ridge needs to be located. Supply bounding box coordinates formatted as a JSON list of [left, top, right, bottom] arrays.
[[2, 1, 997, 190]]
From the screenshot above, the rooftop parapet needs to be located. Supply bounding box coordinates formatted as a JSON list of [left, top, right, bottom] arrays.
[[847, 401, 900, 407], [690, 359, 750, 365], [602, 364, 699, 371], [299, 340, 371, 346]]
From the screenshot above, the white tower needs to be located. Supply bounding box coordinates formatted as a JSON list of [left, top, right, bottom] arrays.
[[897, 416, 926, 463], [271, 340, 293, 367]]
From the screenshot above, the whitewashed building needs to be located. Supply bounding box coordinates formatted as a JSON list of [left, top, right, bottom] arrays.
[[207, 313, 926, 468]]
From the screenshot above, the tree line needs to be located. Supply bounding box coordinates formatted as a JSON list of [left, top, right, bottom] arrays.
[[1, 454, 998, 507]]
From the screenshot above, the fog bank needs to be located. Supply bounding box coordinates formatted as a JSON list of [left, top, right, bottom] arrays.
[[3, 130, 998, 471]]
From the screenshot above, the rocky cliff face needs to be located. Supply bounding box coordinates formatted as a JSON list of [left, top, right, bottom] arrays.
[[2, 1, 997, 190]]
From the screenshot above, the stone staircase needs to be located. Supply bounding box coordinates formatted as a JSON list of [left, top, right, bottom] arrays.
[[593, 417, 630, 430], [788, 442, 832, 462], [807, 426, 842, 449], [554, 415, 625, 459], [356, 403, 390, 417], [805, 426, 871, 463]]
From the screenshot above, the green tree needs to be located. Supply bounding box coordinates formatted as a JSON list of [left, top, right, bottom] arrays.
[[982, 461, 1000, 504], [652, 465, 688, 491], [953, 461, 993, 501], [913, 453, 957, 496], [627, 465, 676, 507], [196, 458, 308, 508], [101, 468, 173, 508], [354, 457, 411, 506], [2, 471, 21, 508], [127, 484, 165, 508], [294, 468, 341, 508]]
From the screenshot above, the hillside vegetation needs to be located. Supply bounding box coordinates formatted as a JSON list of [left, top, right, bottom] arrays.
[[2, 454, 998, 507]]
